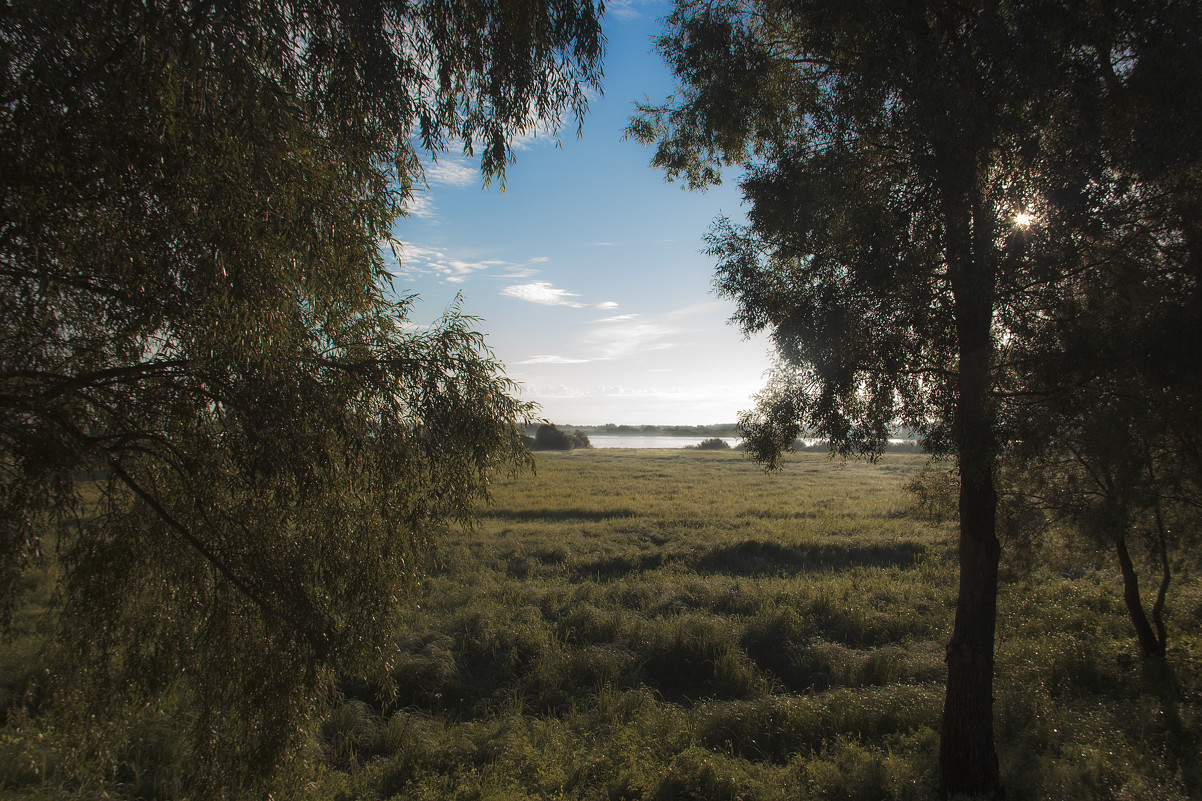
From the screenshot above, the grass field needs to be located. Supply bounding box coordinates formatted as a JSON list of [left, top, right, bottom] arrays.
[[310, 449, 1201, 801], [2, 449, 1200, 799]]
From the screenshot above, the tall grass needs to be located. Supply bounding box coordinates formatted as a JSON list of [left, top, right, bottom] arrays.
[[2, 449, 1198, 799], [310, 449, 1200, 800]]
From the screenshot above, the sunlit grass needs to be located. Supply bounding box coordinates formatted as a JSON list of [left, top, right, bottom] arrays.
[[309, 449, 1199, 800]]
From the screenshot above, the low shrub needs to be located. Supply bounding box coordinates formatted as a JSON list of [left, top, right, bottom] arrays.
[[691, 437, 732, 450]]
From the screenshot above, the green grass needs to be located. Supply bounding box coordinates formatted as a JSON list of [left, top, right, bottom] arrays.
[[313, 449, 1200, 801], [3, 449, 1200, 799]]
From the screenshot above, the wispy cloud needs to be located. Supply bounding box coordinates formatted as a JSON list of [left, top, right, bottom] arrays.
[[499, 266, 541, 279], [521, 382, 750, 402], [501, 281, 586, 307], [584, 314, 678, 359], [400, 192, 436, 219], [393, 243, 547, 284], [509, 304, 709, 368], [663, 300, 728, 320], [608, 0, 658, 20], [593, 241, 618, 247], [508, 125, 561, 151], [425, 156, 478, 187], [515, 355, 592, 365], [500, 281, 621, 311], [498, 256, 550, 280]]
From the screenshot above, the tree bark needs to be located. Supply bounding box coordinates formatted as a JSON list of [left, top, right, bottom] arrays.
[[1116, 533, 1165, 658], [940, 352, 1003, 796], [939, 187, 1004, 799]]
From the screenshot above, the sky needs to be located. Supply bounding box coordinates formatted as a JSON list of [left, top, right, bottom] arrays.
[[389, 0, 776, 426]]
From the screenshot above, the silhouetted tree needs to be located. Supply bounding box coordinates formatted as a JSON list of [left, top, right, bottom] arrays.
[[998, 0, 1202, 660], [534, 423, 574, 450], [630, 1, 1196, 795]]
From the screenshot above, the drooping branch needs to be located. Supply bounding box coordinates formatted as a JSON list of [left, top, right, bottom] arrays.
[[107, 458, 330, 659]]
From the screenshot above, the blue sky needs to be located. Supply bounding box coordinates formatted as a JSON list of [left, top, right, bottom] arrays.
[[390, 0, 774, 426]]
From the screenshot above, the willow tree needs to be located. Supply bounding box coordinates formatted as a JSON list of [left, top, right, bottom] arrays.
[[0, 0, 602, 794], [629, 0, 1178, 795]]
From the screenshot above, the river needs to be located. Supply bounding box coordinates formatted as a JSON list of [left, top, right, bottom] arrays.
[[586, 435, 742, 449]]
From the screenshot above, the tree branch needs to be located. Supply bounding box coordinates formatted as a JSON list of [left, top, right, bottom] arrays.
[[107, 458, 327, 658]]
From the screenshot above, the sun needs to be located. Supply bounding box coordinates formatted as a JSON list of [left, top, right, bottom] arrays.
[[1014, 211, 1034, 228]]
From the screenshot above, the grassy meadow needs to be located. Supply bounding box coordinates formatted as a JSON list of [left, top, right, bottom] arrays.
[[312, 449, 1201, 801], [3, 449, 1201, 799]]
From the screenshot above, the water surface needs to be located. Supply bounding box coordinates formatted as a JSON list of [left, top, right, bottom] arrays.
[[587, 435, 742, 449]]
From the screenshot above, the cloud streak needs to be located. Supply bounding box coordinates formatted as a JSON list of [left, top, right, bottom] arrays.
[[501, 281, 586, 307], [510, 308, 692, 368], [607, 0, 657, 20], [583, 314, 677, 359], [501, 281, 619, 311], [400, 192, 436, 219], [515, 355, 592, 365], [392, 243, 548, 285], [424, 156, 478, 187]]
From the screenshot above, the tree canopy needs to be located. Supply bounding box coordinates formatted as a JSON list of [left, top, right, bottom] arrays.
[[631, 0, 1199, 796], [0, 0, 603, 794]]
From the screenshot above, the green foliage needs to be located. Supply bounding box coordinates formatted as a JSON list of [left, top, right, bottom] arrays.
[[0, 0, 603, 795], [904, 461, 959, 526], [990, 0, 1202, 658]]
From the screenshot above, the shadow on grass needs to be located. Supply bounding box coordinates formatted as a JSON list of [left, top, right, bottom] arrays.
[[571, 551, 669, 579], [568, 539, 925, 581], [487, 507, 639, 523], [1146, 657, 1202, 797], [696, 539, 925, 576]]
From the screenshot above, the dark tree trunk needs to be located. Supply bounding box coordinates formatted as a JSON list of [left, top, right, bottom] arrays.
[[939, 188, 1003, 799], [940, 347, 1003, 797], [1116, 533, 1166, 658]]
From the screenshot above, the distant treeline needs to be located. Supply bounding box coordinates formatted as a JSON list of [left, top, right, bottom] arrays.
[[524, 423, 592, 451], [542, 423, 742, 437], [530, 423, 923, 452]]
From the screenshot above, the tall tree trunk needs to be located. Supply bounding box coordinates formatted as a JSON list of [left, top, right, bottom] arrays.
[[1116, 532, 1166, 658], [940, 339, 1003, 797], [940, 188, 1003, 798]]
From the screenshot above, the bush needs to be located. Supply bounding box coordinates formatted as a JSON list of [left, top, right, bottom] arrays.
[[691, 438, 732, 450], [903, 460, 958, 523], [531, 424, 591, 451]]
